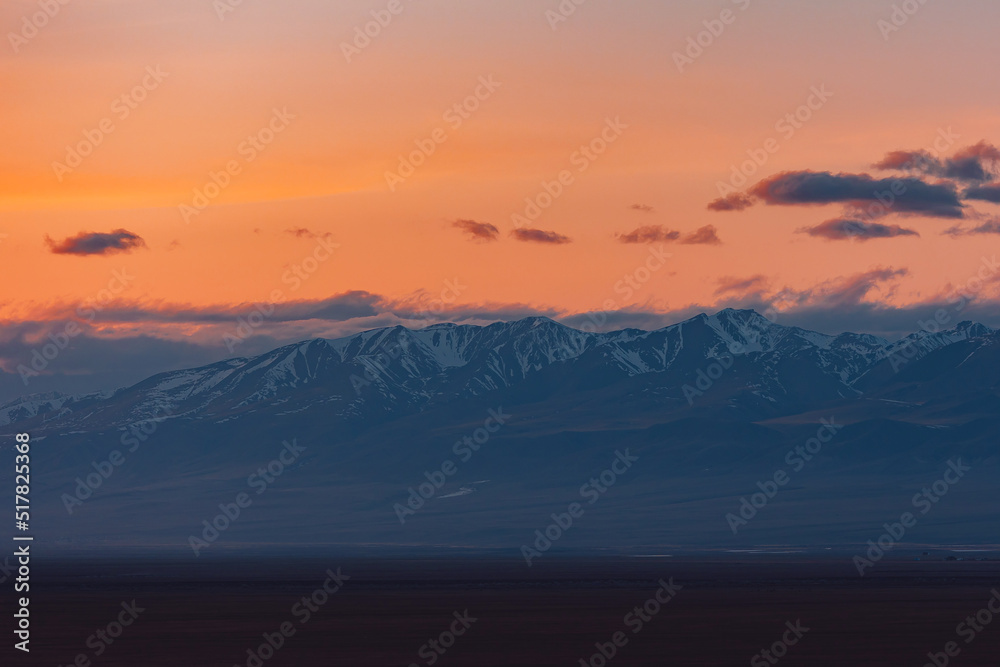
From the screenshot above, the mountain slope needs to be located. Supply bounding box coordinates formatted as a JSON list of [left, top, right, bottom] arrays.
[[6, 310, 1000, 552]]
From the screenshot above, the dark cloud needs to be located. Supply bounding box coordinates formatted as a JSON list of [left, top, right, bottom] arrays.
[[708, 193, 754, 211], [22, 292, 565, 333], [874, 141, 1000, 184], [452, 219, 500, 242], [708, 141, 1000, 221], [511, 228, 572, 244], [618, 225, 680, 244], [48, 291, 387, 325], [964, 183, 1000, 203], [749, 171, 964, 218], [45, 229, 146, 256], [629, 204, 655, 213], [680, 225, 722, 245], [798, 218, 920, 242]]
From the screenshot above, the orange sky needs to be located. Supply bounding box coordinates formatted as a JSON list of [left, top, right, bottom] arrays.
[[3, 0, 1000, 350]]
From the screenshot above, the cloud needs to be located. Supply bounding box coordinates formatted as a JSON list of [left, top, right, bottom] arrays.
[[45, 229, 147, 256], [452, 219, 500, 242], [944, 219, 1000, 237], [0, 297, 566, 404], [7, 263, 1000, 406], [629, 204, 655, 213], [709, 143, 1000, 218], [798, 218, 920, 242], [618, 225, 721, 245], [801, 267, 909, 308], [964, 183, 1000, 203], [874, 141, 1000, 184], [679, 225, 722, 245], [748, 171, 964, 218], [57, 291, 387, 325], [705, 268, 909, 317], [618, 225, 680, 244], [708, 193, 754, 211], [511, 228, 572, 244], [715, 275, 769, 297], [285, 227, 333, 239]]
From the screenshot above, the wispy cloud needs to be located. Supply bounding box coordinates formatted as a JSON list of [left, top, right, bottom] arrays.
[[453, 219, 500, 242], [285, 227, 333, 239], [679, 225, 722, 245], [618, 225, 721, 245]]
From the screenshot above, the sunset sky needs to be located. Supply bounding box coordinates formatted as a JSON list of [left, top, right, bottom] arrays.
[[3, 0, 1000, 401]]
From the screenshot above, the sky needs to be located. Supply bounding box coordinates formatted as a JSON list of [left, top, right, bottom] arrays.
[[2, 0, 1000, 402]]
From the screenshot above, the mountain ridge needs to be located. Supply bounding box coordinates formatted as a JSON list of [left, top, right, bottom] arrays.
[[2, 308, 995, 431], [9, 308, 1000, 551]]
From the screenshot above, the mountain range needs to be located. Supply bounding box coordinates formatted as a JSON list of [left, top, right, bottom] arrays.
[[5, 309, 998, 554]]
